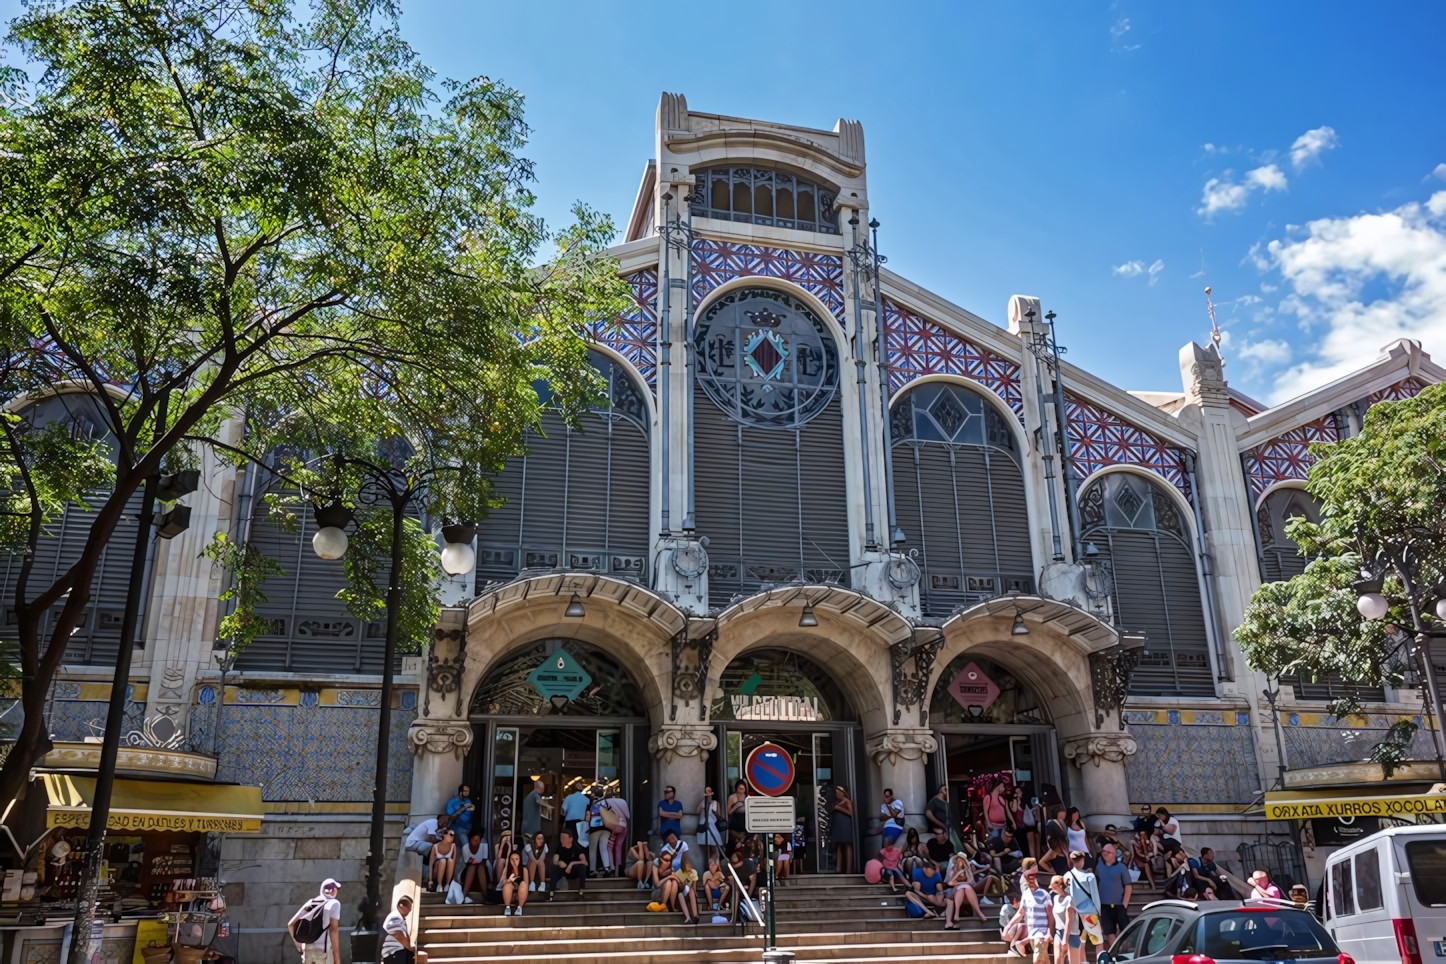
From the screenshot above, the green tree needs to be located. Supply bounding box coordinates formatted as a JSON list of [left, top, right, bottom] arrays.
[[0, 0, 629, 807], [1235, 382, 1446, 775]]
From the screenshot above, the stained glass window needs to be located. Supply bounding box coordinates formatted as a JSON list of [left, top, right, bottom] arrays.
[[470, 639, 647, 717], [695, 287, 840, 429], [710, 648, 855, 722]]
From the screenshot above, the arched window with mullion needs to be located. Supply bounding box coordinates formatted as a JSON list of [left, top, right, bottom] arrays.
[[889, 382, 1033, 618], [1080, 472, 1214, 697]]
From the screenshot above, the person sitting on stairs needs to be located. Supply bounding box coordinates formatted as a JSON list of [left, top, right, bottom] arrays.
[[626, 838, 655, 889], [499, 850, 527, 917], [546, 827, 589, 900], [702, 857, 731, 914]]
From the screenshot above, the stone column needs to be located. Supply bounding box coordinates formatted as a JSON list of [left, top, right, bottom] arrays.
[[1062, 731, 1137, 830], [649, 724, 716, 838], [406, 719, 472, 821], [866, 728, 936, 841]]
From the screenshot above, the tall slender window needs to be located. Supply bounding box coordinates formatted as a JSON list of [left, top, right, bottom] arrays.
[[473, 351, 651, 587], [1079, 472, 1214, 696], [889, 382, 1032, 617], [693, 287, 848, 608], [0, 394, 142, 666]]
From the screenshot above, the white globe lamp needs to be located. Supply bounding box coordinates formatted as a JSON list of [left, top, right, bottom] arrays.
[[440, 522, 478, 577], [312, 527, 349, 560], [311, 502, 354, 560], [1435, 597, 1446, 621], [440, 541, 476, 577], [1356, 592, 1389, 621]]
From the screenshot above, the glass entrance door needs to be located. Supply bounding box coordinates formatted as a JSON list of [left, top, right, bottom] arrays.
[[481, 722, 630, 847], [718, 727, 854, 874]]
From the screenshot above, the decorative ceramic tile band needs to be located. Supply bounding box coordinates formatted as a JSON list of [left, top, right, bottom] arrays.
[[691, 239, 846, 326], [1065, 394, 1192, 500], [882, 299, 1025, 418], [589, 268, 658, 389], [1243, 377, 1425, 498], [1124, 709, 1251, 726]]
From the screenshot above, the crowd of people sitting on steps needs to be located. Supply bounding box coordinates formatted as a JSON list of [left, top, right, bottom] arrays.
[[391, 773, 1296, 948]]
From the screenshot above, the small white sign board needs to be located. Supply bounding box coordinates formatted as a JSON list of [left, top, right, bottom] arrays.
[[745, 795, 795, 834]]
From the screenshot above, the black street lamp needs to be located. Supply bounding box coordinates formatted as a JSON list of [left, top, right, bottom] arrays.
[[1352, 545, 1446, 780], [305, 455, 474, 962], [68, 395, 199, 964]]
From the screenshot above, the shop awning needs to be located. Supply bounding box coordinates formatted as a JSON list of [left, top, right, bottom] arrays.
[[1262, 783, 1446, 821], [42, 773, 263, 833]]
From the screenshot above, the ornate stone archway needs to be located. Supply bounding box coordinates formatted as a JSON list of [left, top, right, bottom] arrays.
[[928, 595, 1137, 827], [407, 573, 685, 819]]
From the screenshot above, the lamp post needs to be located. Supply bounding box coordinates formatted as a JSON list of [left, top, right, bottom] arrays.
[[307, 457, 474, 961], [68, 400, 201, 964], [1352, 546, 1446, 780]]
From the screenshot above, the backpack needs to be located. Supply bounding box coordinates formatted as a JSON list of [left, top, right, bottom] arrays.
[[291, 897, 329, 947]]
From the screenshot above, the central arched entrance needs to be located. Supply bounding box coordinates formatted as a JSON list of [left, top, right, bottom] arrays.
[[709, 647, 862, 873], [466, 638, 652, 847], [926, 653, 1062, 837]]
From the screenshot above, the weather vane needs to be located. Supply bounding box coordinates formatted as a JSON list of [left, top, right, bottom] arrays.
[[1204, 287, 1223, 355]]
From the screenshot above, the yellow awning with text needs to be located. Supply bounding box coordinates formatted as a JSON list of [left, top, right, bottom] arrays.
[[42, 773, 263, 833], [1263, 786, 1446, 821]]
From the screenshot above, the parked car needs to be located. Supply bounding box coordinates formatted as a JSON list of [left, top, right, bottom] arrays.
[[1101, 898, 1346, 964], [1323, 823, 1446, 964]]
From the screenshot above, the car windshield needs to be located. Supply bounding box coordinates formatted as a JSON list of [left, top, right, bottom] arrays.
[[1195, 910, 1336, 960]]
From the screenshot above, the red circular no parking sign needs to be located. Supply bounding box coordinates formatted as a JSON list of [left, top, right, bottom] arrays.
[[744, 742, 796, 797]]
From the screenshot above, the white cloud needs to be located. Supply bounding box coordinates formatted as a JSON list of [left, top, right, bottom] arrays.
[[1113, 259, 1164, 284], [1199, 176, 1250, 217], [1290, 126, 1339, 170], [1262, 190, 1446, 403], [1247, 164, 1288, 192], [1110, 16, 1141, 50], [1432, 163, 1446, 182], [1199, 166, 1288, 219], [1237, 338, 1292, 364]]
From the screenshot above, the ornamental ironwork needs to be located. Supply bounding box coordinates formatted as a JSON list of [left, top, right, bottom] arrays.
[[889, 632, 945, 725], [427, 624, 467, 717], [689, 166, 839, 234], [670, 626, 716, 717], [1089, 644, 1142, 729], [696, 287, 840, 428]]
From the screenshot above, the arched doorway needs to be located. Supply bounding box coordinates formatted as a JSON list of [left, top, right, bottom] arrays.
[[926, 653, 1061, 840], [709, 647, 861, 872], [466, 638, 651, 848]]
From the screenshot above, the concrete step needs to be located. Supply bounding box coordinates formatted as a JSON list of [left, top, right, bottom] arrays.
[[423, 934, 1009, 964]]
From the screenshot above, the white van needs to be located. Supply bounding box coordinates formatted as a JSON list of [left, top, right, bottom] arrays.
[[1323, 824, 1446, 964]]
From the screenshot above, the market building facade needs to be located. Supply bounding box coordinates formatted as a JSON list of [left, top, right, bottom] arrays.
[[6, 94, 1446, 961]]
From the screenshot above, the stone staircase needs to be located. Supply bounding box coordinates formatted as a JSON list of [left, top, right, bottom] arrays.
[[419, 872, 1015, 964]]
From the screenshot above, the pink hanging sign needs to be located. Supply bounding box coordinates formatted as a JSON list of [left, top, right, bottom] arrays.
[[947, 661, 1000, 712]]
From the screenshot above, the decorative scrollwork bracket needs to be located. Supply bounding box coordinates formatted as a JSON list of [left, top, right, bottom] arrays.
[[890, 630, 945, 725], [671, 624, 716, 722], [426, 609, 468, 718], [1089, 638, 1143, 729]]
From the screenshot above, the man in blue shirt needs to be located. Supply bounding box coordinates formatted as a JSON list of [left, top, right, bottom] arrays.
[[1094, 843, 1133, 949], [446, 784, 474, 839], [658, 786, 683, 840], [910, 860, 947, 920], [561, 784, 592, 845]]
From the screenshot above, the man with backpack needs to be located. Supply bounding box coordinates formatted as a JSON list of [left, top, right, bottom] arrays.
[[289, 878, 342, 964]]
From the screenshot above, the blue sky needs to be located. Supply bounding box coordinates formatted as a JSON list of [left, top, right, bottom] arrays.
[[7, 1, 1445, 404]]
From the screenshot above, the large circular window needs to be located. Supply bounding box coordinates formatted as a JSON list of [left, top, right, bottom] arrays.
[[695, 287, 840, 428]]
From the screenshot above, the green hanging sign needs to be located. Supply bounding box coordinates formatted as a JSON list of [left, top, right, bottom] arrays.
[[527, 648, 593, 702]]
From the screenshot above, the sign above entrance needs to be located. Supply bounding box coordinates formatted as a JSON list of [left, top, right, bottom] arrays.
[[527, 648, 593, 703], [947, 661, 1000, 713], [745, 795, 795, 833], [745, 742, 796, 797]]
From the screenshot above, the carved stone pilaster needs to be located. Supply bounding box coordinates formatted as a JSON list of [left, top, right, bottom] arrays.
[[648, 724, 718, 763], [426, 607, 468, 718], [408, 719, 474, 759], [866, 728, 939, 766], [1062, 732, 1138, 768]]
